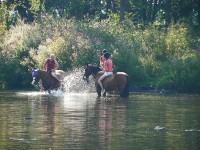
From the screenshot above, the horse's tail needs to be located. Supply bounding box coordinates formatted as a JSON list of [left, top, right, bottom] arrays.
[[121, 74, 130, 98]]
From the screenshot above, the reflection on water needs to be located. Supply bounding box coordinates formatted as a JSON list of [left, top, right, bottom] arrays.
[[0, 91, 200, 150]]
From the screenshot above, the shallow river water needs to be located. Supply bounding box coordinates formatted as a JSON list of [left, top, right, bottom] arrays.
[[0, 90, 200, 150]]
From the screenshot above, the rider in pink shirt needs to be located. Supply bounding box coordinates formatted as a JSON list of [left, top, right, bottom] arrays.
[[104, 59, 113, 72], [98, 52, 113, 95]]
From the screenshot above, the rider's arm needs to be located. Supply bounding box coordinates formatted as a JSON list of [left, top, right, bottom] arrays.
[[100, 56, 106, 70]]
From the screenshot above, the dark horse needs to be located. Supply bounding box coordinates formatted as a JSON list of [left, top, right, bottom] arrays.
[[83, 64, 129, 98], [31, 69, 65, 93]]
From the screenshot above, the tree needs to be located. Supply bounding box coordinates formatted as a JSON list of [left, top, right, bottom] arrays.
[[120, 0, 125, 22], [1, 0, 200, 27]]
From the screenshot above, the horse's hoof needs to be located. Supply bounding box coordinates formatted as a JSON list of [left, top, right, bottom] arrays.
[[101, 89, 106, 96], [102, 92, 106, 97], [48, 89, 51, 94]]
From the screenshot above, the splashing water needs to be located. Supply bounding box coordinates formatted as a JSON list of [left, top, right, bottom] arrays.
[[18, 68, 96, 96], [63, 68, 96, 93]]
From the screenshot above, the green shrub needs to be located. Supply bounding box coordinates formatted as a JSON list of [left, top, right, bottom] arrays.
[[1, 14, 200, 92]]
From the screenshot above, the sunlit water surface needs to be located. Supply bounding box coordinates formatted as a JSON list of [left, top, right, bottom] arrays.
[[0, 69, 200, 150]]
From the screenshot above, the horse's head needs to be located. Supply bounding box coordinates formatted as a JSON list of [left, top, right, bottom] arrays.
[[31, 69, 40, 87], [83, 64, 101, 83]]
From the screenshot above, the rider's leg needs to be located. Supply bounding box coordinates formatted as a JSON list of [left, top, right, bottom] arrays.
[[51, 70, 60, 82], [98, 72, 107, 94]]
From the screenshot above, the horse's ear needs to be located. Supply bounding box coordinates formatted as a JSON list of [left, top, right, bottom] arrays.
[[28, 63, 37, 73], [86, 61, 92, 67], [84, 63, 88, 67], [28, 65, 33, 73]]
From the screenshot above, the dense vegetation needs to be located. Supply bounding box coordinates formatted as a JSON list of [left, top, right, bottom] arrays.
[[0, 0, 200, 92]]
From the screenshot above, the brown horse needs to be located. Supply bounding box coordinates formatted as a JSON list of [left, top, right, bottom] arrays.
[[31, 69, 65, 93], [83, 64, 129, 98]]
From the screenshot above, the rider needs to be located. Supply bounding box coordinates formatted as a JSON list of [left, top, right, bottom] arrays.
[[100, 49, 107, 69], [44, 53, 60, 82], [98, 52, 113, 95]]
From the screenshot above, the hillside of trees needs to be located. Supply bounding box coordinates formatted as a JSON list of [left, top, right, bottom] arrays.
[[0, 0, 200, 93]]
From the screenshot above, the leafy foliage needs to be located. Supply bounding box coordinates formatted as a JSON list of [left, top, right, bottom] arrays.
[[0, 4, 200, 92]]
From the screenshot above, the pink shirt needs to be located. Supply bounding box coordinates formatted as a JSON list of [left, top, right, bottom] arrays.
[[105, 59, 113, 72]]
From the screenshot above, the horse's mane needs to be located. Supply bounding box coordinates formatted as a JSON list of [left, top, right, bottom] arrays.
[[88, 64, 102, 74]]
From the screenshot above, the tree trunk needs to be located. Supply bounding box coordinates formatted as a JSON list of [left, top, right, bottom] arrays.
[[147, 0, 153, 22], [197, 0, 200, 25], [120, 0, 125, 22], [165, 0, 172, 26], [152, 0, 158, 22], [141, 0, 147, 23]]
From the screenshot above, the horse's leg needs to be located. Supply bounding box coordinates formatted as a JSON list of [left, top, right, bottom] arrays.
[[103, 91, 106, 97], [96, 88, 101, 97], [117, 85, 127, 97], [48, 89, 51, 94], [95, 86, 101, 97], [95, 81, 101, 97], [60, 82, 64, 91], [118, 82, 129, 98]]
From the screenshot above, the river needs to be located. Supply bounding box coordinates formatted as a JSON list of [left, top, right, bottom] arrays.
[[0, 68, 200, 149], [0, 90, 200, 150]]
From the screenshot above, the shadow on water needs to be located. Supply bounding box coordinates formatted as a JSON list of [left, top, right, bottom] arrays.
[[0, 68, 200, 149]]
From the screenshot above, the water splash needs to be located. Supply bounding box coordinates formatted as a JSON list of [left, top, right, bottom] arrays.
[[18, 91, 47, 96], [19, 68, 96, 96], [63, 68, 95, 93]]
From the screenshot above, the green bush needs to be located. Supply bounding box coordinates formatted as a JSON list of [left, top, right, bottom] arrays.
[[1, 14, 200, 92]]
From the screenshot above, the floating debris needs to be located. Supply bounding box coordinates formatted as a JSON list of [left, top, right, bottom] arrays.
[[24, 117, 33, 120], [154, 126, 165, 131]]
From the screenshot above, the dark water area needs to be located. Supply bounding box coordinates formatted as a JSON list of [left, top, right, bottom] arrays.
[[0, 91, 200, 150]]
